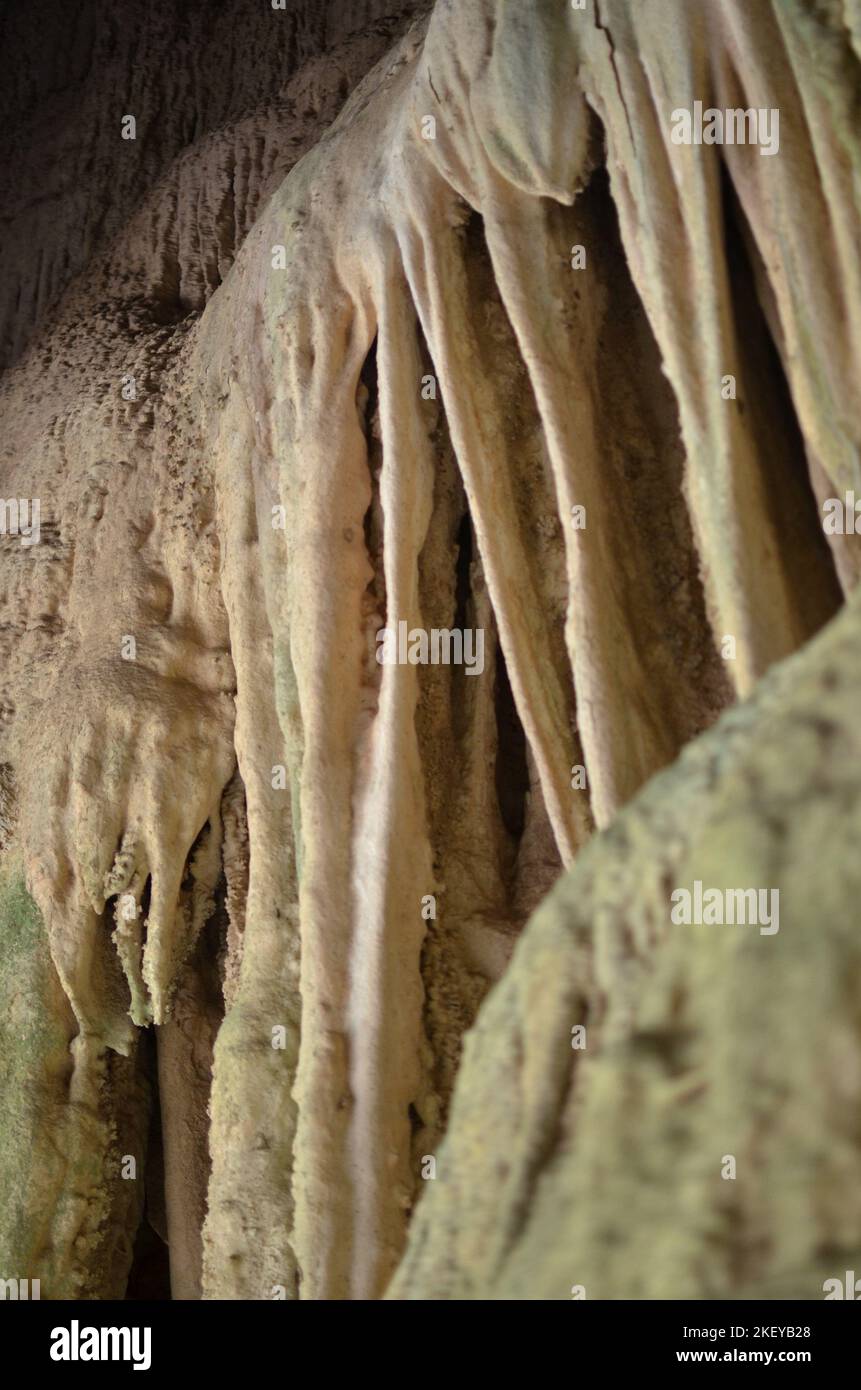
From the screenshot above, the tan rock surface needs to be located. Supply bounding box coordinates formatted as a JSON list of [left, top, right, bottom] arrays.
[[390, 585, 861, 1300], [0, 0, 858, 1300]]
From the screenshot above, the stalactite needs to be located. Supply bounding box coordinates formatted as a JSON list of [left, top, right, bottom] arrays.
[[0, 0, 859, 1302]]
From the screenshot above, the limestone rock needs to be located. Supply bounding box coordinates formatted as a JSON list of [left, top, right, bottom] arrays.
[[0, 0, 859, 1300], [390, 587, 861, 1300]]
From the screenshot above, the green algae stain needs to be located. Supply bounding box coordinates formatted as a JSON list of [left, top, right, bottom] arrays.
[[0, 870, 74, 1275]]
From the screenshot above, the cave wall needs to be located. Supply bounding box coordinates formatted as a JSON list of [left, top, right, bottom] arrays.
[[391, 579, 861, 1300], [0, 0, 859, 1300]]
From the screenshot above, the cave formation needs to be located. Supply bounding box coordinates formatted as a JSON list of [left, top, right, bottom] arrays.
[[0, 0, 860, 1302]]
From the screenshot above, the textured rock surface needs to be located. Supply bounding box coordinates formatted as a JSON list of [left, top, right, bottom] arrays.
[[0, 0, 431, 370], [0, 0, 859, 1300], [390, 587, 861, 1300]]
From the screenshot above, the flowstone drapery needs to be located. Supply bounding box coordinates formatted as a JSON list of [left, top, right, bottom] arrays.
[[0, 0, 859, 1300]]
